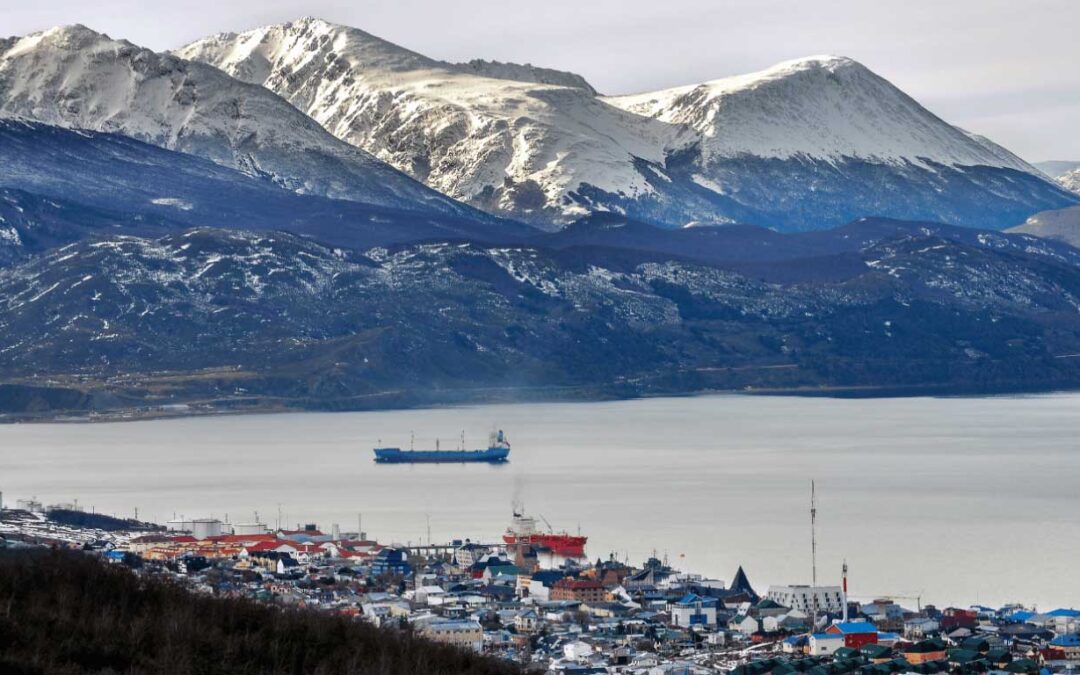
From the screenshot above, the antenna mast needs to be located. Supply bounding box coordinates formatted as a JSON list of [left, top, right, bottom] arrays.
[[842, 559, 849, 622], [811, 480, 818, 627]]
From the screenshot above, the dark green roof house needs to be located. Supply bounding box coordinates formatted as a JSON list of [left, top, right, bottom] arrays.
[[1005, 659, 1039, 674], [860, 644, 893, 660], [947, 648, 983, 664], [960, 637, 991, 654]]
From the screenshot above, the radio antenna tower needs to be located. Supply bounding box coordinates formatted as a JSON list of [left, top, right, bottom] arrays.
[[811, 480, 819, 628]]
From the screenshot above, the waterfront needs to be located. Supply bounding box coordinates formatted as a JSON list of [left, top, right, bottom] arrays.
[[2, 393, 1078, 609]]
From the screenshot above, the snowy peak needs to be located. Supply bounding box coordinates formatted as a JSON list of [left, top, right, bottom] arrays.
[[0, 23, 488, 219], [451, 59, 597, 94], [177, 18, 675, 226], [4, 19, 1071, 232], [177, 16, 438, 85], [176, 21, 1072, 230], [178, 17, 596, 91], [606, 55, 1035, 172]]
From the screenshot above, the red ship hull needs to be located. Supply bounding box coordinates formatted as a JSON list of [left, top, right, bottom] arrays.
[[503, 533, 587, 557]]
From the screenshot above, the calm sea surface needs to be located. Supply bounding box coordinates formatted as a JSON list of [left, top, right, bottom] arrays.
[[2, 394, 1078, 609]]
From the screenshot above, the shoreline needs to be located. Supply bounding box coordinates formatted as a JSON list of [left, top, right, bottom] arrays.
[[3, 378, 1078, 425]]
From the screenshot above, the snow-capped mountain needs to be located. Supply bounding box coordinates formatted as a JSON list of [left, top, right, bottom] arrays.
[[178, 18, 1077, 231], [607, 56, 1031, 170], [0, 25, 494, 221], [176, 18, 681, 229], [1058, 168, 1080, 194]]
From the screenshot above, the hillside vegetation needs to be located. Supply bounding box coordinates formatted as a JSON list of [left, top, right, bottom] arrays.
[[0, 549, 521, 675]]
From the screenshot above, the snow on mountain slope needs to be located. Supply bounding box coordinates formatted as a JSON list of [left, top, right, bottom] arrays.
[[0, 24, 493, 221], [607, 56, 1034, 171], [1032, 163, 1080, 194], [0, 117, 533, 266], [176, 17, 687, 227], [179, 19, 1077, 231], [1035, 160, 1080, 177], [1057, 168, 1080, 194], [453, 60, 597, 94]]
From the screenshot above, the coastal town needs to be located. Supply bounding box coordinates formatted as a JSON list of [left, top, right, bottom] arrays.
[[2, 497, 1079, 675]]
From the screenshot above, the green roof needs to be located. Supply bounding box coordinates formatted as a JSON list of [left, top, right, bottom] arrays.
[[1005, 659, 1039, 674], [947, 649, 982, 664], [860, 644, 892, 659], [905, 638, 947, 653], [985, 649, 1011, 664]]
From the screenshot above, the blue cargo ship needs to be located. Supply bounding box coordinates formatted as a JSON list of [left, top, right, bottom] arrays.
[[373, 430, 510, 464]]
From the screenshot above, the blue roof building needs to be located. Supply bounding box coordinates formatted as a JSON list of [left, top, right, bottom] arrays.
[[829, 621, 878, 634]]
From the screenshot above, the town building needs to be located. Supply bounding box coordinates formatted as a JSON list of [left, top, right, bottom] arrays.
[[550, 577, 608, 604], [823, 621, 880, 649], [419, 620, 483, 652], [766, 585, 844, 614], [670, 593, 718, 628]]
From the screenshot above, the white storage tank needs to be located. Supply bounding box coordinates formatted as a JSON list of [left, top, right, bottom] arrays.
[[166, 518, 193, 532], [233, 522, 268, 536], [191, 518, 224, 540]]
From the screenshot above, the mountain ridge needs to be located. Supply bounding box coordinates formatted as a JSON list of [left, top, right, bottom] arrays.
[[5, 218, 1080, 418], [177, 18, 1077, 231], [0, 24, 499, 223], [0, 117, 533, 266]]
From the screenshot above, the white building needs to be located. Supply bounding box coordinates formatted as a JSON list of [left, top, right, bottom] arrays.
[[414, 585, 447, 605], [670, 593, 718, 628], [563, 641, 594, 660], [809, 633, 845, 656], [515, 609, 540, 633], [767, 585, 845, 614], [729, 615, 759, 635]]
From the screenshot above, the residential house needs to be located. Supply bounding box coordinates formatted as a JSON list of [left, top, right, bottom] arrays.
[[824, 621, 879, 649], [903, 638, 948, 665]]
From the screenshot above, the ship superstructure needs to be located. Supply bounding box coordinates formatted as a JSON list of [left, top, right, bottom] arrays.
[[502, 507, 587, 558]]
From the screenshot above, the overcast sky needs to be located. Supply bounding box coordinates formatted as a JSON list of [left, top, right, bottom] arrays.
[[5, 0, 1078, 161]]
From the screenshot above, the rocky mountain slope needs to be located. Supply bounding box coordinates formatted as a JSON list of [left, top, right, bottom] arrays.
[[0, 25, 496, 222], [0, 117, 531, 266], [177, 18, 1077, 230], [1011, 206, 1080, 248], [176, 18, 679, 229], [4, 220, 1080, 417]]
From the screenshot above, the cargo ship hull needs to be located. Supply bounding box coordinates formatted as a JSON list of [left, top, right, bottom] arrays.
[[503, 509, 587, 558], [373, 446, 509, 464]]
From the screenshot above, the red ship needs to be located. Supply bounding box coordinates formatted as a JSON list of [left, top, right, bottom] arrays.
[[502, 509, 587, 558]]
